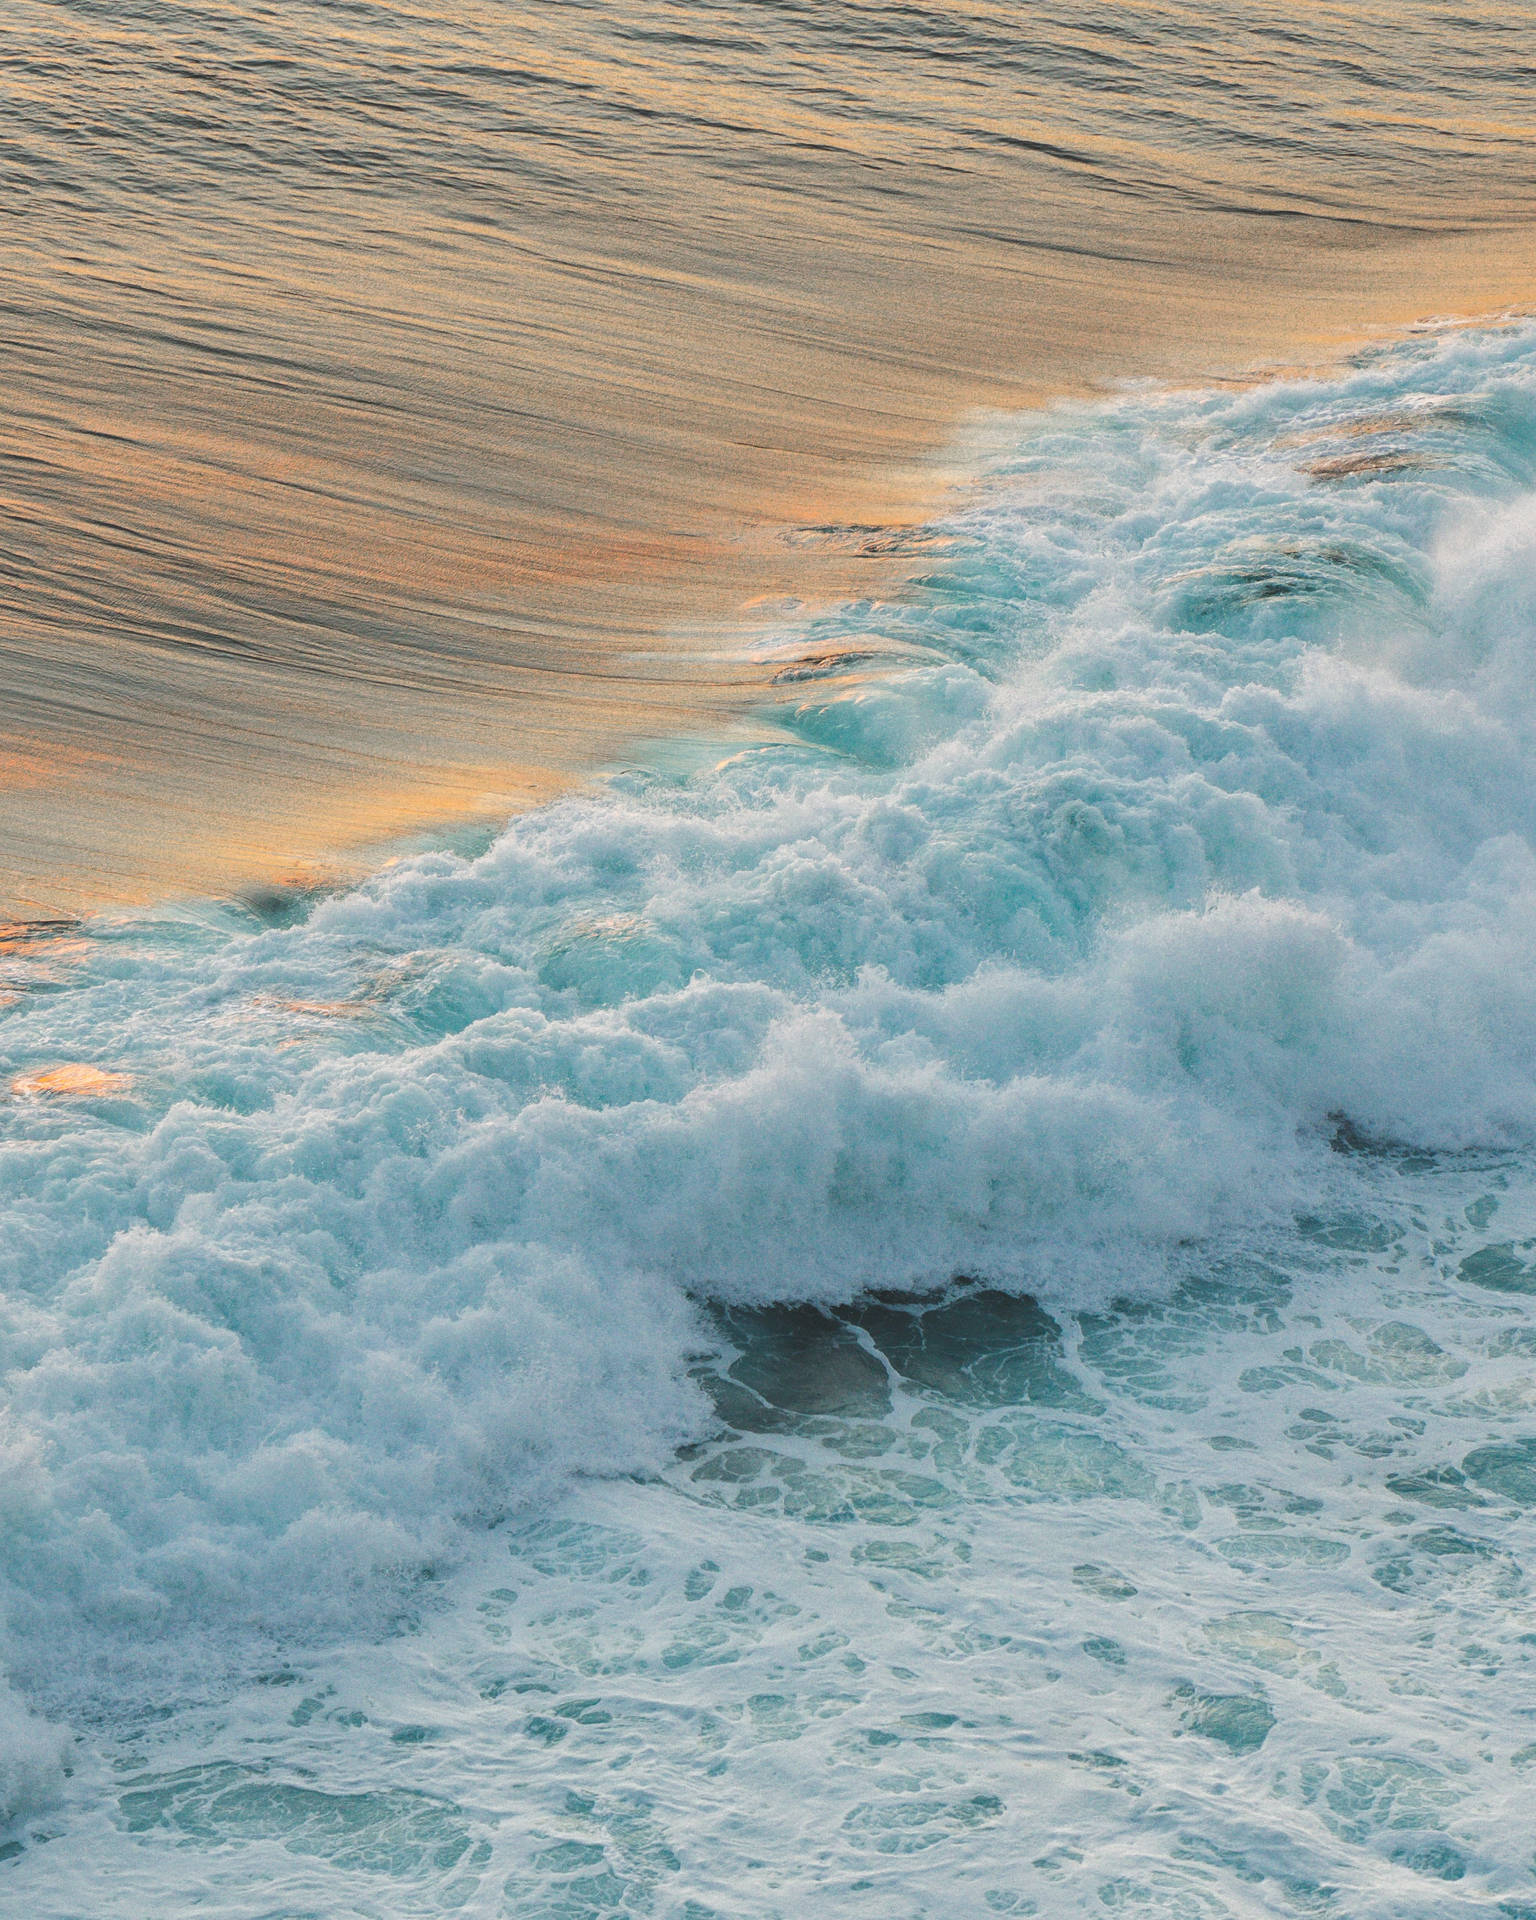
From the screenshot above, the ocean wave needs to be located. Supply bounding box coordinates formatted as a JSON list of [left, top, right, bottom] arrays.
[[5, 318, 1536, 1711]]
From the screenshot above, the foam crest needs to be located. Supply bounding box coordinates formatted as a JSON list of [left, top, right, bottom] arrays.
[[6, 320, 1536, 1725]]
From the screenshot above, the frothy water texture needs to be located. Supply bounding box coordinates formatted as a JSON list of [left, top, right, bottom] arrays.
[[6, 321, 1536, 1913]]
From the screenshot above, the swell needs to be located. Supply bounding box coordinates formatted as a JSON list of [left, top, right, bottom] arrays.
[[5, 321, 1536, 1739], [6, 0, 1536, 911]]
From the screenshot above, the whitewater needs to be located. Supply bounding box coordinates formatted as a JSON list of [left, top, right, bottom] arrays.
[[3, 320, 1536, 1915]]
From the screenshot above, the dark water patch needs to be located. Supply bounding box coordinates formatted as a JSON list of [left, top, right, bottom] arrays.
[[1462, 1438, 1536, 1506], [1174, 1686, 1275, 1755], [707, 1285, 1097, 1436], [1383, 1466, 1486, 1510], [237, 880, 335, 931], [1071, 1564, 1138, 1602], [711, 1306, 893, 1425], [1326, 1114, 1437, 1171], [1390, 1837, 1467, 1882], [1458, 1242, 1536, 1294], [849, 1289, 1093, 1412]]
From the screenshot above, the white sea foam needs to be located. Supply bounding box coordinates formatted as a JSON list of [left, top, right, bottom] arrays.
[[5, 320, 1536, 1736], [0, 1685, 66, 1831]]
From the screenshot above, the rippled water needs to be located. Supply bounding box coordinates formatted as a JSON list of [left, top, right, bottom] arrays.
[[6, 0, 1536, 909], [4, 320, 1536, 1912]]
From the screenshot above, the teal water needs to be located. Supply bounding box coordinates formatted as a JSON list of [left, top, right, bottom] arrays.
[[4, 321, 1536, 1912], [16, 1183, 1536, 1916]]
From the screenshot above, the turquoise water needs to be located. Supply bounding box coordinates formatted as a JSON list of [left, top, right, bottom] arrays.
[[4, 321, 1536, 1912]]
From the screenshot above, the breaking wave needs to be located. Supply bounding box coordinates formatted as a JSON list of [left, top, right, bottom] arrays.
[[5, 318, 1536, 1724]]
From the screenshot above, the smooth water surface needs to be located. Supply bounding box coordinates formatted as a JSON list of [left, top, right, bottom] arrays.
[[6, 0, 1536, 907]]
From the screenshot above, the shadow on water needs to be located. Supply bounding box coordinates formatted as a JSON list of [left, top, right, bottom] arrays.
[[703, 1283, 1105, 1436], [699, 1243, 1328, 1443]]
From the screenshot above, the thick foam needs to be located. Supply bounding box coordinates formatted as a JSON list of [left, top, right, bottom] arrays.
[[5, 319, 1536, 1725]]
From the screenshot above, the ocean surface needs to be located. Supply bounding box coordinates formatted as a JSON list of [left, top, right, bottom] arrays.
[[6, 0, 1536, 910], [4, 318, 1536, 1913]]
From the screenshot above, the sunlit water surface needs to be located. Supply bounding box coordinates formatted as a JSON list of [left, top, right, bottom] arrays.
[[5, 0, 1536, 907]]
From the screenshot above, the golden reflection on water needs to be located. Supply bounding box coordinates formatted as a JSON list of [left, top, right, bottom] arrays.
[[4, 0, 1536, 911], [9, 1063, 131, 1099]]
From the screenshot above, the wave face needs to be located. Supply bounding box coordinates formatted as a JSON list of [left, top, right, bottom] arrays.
[[4, 322, 1536, 1903], [7, 0, 1536, 913]]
